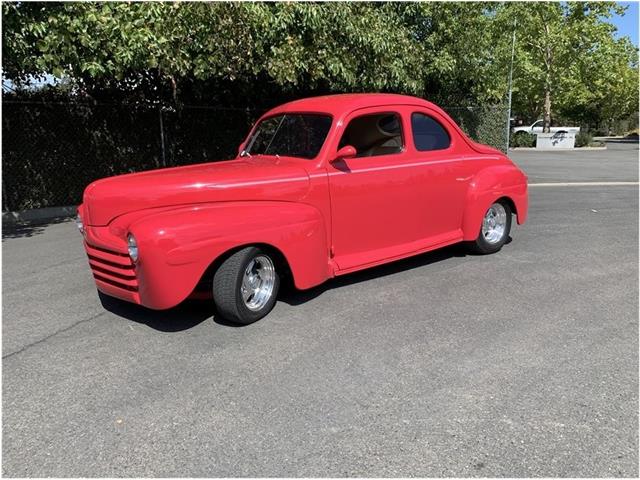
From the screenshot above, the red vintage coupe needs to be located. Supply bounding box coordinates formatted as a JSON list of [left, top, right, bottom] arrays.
[[77, 94, 528, 324]]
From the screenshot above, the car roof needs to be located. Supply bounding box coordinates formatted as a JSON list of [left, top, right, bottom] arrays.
[[264, 93, 440, 117]]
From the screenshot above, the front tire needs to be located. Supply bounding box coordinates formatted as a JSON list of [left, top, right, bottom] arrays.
[[213, 247, 280, 325], [469, 201, 512, 254]]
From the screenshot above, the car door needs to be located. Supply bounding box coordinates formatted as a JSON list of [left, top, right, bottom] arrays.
[[408, 109, 470, 240], [327, 106, 436, 271], [531, 120, 544, 133]]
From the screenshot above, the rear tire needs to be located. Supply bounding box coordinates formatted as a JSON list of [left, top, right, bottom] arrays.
[[213, 246, 280, 325], [469, 201, 512, 254]]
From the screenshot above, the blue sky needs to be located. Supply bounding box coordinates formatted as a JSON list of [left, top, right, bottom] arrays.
[[610, 1, 639, 46]]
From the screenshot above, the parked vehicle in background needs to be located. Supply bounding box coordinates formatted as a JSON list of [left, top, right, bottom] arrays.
[[77, 94, 528, 325], [512, 119, 580, 135]]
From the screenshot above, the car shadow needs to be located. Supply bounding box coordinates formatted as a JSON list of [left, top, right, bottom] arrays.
[[98, 292, 214, 332], [99, 238, 511, 331], [278, 242, 471, 306]]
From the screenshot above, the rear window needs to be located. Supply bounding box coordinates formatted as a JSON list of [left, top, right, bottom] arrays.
[[244, 114, 332, 159], [411, 113, 450, 151]]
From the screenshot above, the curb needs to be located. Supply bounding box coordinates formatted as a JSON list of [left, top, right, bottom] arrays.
[[2, 205, 77, 225], [510, 147, 607, 151]]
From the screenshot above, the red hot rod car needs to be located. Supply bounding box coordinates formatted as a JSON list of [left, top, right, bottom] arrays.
[[77, 94, 528, 324]]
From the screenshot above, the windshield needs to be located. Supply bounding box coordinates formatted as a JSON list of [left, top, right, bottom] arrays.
[[244, 113, 332, 159]]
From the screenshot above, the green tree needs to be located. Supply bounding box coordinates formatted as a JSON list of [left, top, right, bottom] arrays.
[[561, 35, 638, 130], [2, 1, 637, 125], [2, 2, 431, 103], [495, 1, 635, 131], [1, 2, 508, 105]]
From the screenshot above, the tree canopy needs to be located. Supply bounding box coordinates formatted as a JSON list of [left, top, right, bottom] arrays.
[[493, 2, 638, 130], [2, 1, 637, 124]]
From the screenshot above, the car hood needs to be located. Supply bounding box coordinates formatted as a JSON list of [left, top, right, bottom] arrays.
[[82, 156, 311, 226]]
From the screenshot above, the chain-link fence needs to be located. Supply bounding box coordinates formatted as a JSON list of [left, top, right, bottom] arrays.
[[2, 100, 509, 212], [444, 105, 509, 153], [2, 102, 261, 211]]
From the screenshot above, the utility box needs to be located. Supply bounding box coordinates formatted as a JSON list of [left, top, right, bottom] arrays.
[[536, 132, 576, 149]]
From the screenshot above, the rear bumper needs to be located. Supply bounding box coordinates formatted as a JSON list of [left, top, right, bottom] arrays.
[[513, 183, 528, 225]]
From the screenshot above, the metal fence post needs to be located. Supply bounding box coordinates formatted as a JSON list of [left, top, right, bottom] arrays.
[[158, 106, 167, 167], [505, 19, 517, 152], [2, 175, 10, 212]]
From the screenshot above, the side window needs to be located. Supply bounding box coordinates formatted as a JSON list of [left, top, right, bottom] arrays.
[[339, 113, 403, 157], [411, 113, 450, 151]]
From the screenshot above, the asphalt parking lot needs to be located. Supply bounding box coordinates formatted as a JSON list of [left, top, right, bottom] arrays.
[[3, 140, 638, 477]]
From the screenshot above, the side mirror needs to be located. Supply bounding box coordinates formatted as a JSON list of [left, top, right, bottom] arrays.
[[333, 145, 357, 161]]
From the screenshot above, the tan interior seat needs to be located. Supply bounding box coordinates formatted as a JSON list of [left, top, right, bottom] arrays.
[[339, 113, 403, 157]]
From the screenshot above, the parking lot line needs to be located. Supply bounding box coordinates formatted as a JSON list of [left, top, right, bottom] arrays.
[[529, 181, 639, 187]]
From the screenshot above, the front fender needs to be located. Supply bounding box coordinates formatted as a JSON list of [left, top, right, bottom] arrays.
[[117, 201, 330, 309], [461, 164, 528, 241]]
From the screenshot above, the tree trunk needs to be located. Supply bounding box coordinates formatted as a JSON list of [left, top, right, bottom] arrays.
[[543, 86, 551, 133], [170, 75, 177, 104]]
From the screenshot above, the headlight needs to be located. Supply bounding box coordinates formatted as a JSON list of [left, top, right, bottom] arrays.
[[75, 214, 84, 234], [127, 234, 139, 263]]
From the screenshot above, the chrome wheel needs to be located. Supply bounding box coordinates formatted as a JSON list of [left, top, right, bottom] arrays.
[[482, 203, 507, 244], [240, 255, 276, 311]]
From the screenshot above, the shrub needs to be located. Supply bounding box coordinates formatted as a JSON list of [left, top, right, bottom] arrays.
[[575, 131, 593, 147], [510, 131, 536, 148]]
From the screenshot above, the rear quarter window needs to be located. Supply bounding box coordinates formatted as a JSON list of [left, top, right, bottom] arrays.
[[411, 113, 451, 151]]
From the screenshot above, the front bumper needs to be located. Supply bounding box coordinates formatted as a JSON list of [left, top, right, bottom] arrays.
[[84, 240, 141, 305], [79, 219, 205, 310], [81, 220, 142, 305]]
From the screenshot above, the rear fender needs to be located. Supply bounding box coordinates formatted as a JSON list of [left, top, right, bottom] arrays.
[[120, 201, 330, 309], [461, 165, 528, 241]]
